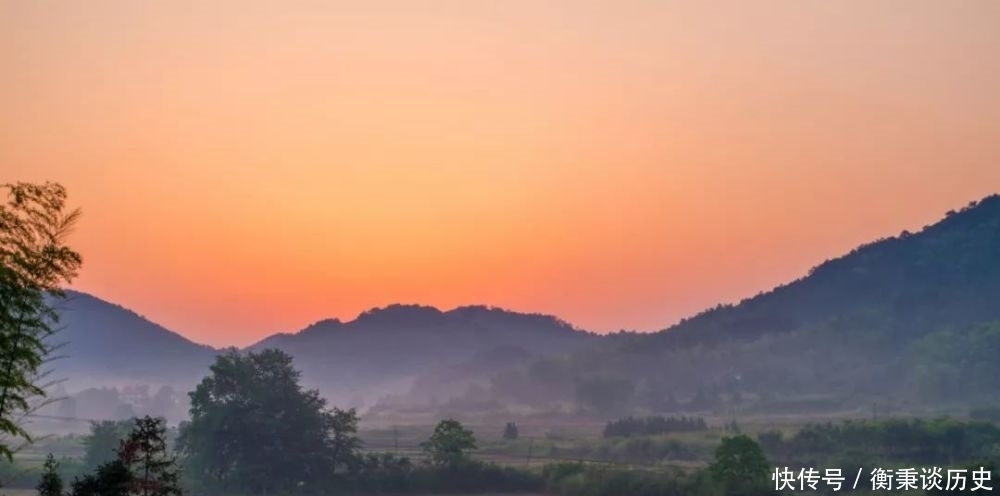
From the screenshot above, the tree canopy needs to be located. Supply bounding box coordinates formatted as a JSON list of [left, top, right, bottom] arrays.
[[709, 435, 771, 494], [178, 348, 360, 494], [0, 181, 82, 460], [70, 416, 182, 496], [422, 419, 477, 467]]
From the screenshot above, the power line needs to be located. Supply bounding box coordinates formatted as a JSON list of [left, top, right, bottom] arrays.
[[21, 413, 104, 423]]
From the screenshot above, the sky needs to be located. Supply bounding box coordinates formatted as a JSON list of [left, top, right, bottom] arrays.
[[2, 1, 999, 347]]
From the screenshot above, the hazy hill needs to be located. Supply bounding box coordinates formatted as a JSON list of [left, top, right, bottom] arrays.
[[252, 304, 596, 406], [47, 195, 1000, 415], [47, 291, 217, 388], [48, 293, 595, 406], [487, 195, 1000, 414], [646, 194, 1000, 349]]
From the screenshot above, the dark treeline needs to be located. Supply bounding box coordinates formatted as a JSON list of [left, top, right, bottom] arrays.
[[603, 415, 708, 438], [759, 418, 1000, 468]]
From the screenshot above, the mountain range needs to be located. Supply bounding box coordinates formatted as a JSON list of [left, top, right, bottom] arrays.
[[485, 194, 1000, 414], [50, 293, 595, 404], [48, 194, 1000, 414]]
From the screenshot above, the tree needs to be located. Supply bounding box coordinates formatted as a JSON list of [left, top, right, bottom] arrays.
[[709, 435, 771, 495], [37, 453, 64, 496], [422, 419, 477, 467], [83, 419, 134, 471], [178, 349, 356, 494], [71, 458, 131, 496], [502, 422, 519, 440], [0, 181, 83, 459], [71, 416, 182, 496], [329, 406, 362, 474], [120, 416, 181, 496]]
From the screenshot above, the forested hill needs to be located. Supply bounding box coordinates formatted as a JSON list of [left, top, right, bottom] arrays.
[[252, 304, 596, 403], [484, 195, 1000, 413], [49, 292, 594, 403], [49, 291, 218, 386], [645, 194, 1000, 349]]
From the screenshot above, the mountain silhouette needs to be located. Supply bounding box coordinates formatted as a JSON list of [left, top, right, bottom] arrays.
[[47, 291, 217, 387], [644, 194, 1000, 349], [48, 295, 594, 405], [252, 304, 595, 404], [46, 194, 1000, 413], [486, 194, 1000, 412]]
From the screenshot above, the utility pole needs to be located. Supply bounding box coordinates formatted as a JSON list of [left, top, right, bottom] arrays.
[[525, 438, 534, 467]]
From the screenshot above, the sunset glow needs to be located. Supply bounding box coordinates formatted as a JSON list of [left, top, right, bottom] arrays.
[[3, 1, 999, 346]]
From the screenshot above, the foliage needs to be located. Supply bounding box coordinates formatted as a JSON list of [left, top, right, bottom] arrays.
[[911, 322, 1000, 401], [760, 418, 1000, 467], [329, 405, 363, 474], [503, 421, 519, 440], [421, 419, 477, 467], [71, 458, 132, 496], [604, 415, 708, 438], [83, 419, 134, 471], [708, 435, 771, 495], [178, 348, 359, 494], [0, 181, 83, 460], [69, 416, 182, 496], [485, 196, 1000, 413], [121, 416, 181, 496], [37, 453, 64, 496]]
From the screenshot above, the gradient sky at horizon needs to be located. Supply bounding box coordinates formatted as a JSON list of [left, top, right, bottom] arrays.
[[3, 1, 999, 347]]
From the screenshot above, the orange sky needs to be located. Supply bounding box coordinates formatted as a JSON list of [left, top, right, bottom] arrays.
[[2, 1, 999, 347]]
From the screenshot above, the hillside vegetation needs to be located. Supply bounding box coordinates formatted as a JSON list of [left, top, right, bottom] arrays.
[[486, 196, 1000, 415]]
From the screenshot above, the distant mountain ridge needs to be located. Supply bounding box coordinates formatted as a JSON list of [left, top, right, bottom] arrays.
[[50, 293, 595, 404], [252, 303, 596, 404], [482, 194, 1000, 413], [49, 194, 1000, 413], [49, 291, 218, 387], [643, 194, 1000, 349]]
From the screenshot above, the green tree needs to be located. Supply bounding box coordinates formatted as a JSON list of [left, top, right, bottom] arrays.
[[71, 458, 131, 496], [71, 416, 182, 496], [709, 435, 771, 495], [178, 349, 356, 494], [329, 406, 362, 474], [422, 419, 477, 467], [37, 453, 64, 496], [120, 416, 181, 496], [0, 182, 82, 460], [83, 419, 134, 471]]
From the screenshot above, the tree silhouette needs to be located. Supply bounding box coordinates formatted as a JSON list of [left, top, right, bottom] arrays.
[[709, 435, 771, 495], [69, 416, 181, 496], [179, 349, 358, 494], [37, 453, 63, 496], [120, 416, 181, 496], [0, 181, 82, 459], [422, 419, 477, 467]]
